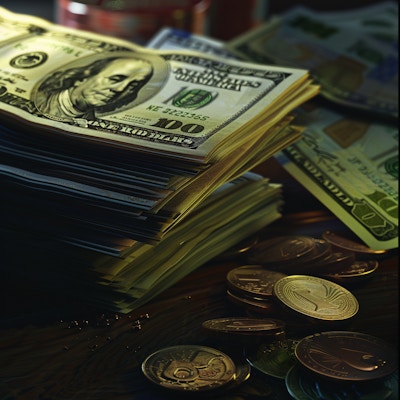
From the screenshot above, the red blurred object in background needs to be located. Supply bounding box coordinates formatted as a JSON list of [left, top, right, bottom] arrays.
[[57, 0, 211, 44]]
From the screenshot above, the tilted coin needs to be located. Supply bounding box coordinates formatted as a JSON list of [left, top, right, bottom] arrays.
[[295, 331, 398, 381], [286, 364, 397, 400], [226, 290, 279, 315], [246, 235, 317, 267], [141, 345, 236, 391], [321, 260, 379, 284], [245, 339, 299, 379], [227, 265, 287, 298], [202, 317, 285, 337], [272, 275, 359, 321], [322, 230, 387, 255]]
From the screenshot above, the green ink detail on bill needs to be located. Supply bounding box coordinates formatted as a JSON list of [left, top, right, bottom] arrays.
[[172, 89, 217, 109]]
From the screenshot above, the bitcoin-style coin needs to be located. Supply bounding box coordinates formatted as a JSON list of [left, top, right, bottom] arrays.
[[246, 235, 317, 267], [227, 265, 287, 298], [141, 345, 236, 391], [245, 339, 299, 379], [286, 364, 397, 400], [321, 260, 379, 284], [322, 231, 387, 255], [202, 317, 285, 337], [273, 275, 359, 321], [295, 331, 398, 381]]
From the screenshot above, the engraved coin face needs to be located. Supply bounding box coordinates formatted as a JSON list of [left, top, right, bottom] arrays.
[[246, 235, 317, 267], [227, 265, 287, 298], [322, 231, 387, 255], [202, 317, 285, 336], [142, 345, 236, 391], [273, 275, 359, 321], [295, 331, 398, 381]]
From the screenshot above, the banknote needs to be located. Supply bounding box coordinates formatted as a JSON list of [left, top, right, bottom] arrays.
[[0, 6, 317, 164], [275, 103, 398, 250], [146, 27, 237, 58], [227, 4, 398, 119]]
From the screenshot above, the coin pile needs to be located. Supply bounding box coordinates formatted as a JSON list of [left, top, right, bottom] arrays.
[[244, 232, 382, 284], [141, 232, 396, 397], [226, 265, 360, 329], [141, 320, 398, 398]]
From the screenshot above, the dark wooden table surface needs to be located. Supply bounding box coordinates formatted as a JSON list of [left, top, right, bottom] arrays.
[[1, 160, 398, 400]]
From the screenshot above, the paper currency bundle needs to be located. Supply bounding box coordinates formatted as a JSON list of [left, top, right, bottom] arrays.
[[0, 7, 319, 311]]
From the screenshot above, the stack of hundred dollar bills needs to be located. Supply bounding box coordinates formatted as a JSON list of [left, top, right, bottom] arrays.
[[0, 7, 319, 312]]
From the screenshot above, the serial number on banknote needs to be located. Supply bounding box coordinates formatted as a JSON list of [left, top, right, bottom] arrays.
[[147, 105, 209, 121]]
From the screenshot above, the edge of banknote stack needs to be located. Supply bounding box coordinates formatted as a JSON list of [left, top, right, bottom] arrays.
[[0, 7, 319, 312]]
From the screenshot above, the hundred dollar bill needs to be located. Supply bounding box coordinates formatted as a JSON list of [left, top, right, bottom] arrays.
[[146, 27, 237, 59], [275, 103, 398, 250], [0, 6, 318, 164], [227, 4, 398, 119]]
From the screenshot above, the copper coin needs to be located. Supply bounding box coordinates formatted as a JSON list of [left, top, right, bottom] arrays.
[[141, 345, 236, 391], [273, 275, 359, 321], [295, 331, 398, 381], [246, 235, 317, 267], [202, 317, 285, 336], [322, 231, 387, 255], [227, 265, 287, 298]]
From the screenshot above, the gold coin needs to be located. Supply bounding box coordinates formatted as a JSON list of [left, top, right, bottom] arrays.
[[273, 275, 359, 321], [142, 345, 236, 391], [226, 290, 279, 315]]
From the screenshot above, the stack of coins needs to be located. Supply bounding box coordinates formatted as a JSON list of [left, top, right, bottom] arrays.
[[226, 265, 287, 316], [245, 233, 382, 285], [141, 232, 396, 397], [286, 331, 398, 399]]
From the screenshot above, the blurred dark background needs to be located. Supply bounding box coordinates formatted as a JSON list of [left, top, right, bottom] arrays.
[[0, 0, 386, 27]]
